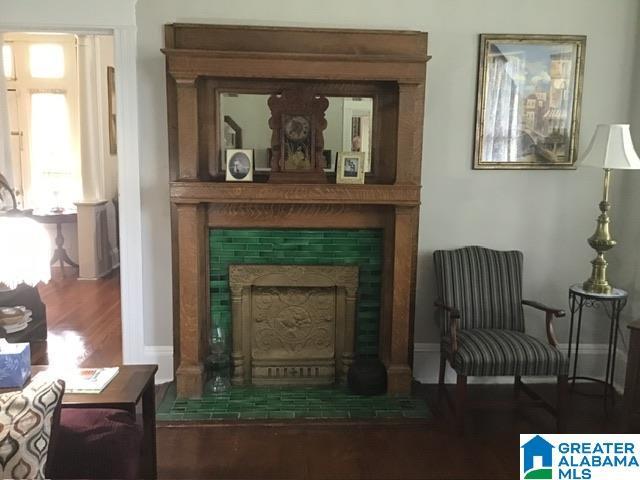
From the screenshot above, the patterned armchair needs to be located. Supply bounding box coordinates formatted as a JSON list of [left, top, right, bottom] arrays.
[[433, 246, 568, 431]]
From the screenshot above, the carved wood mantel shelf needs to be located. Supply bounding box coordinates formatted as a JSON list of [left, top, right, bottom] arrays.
[[164, 23, 429, 399], [170, 182, 422, 206]]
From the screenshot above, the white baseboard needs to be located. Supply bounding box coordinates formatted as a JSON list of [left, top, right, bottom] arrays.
[[143, 345, 174, 384], [141, 341, 627, 392], [413, 342, 628, 393]]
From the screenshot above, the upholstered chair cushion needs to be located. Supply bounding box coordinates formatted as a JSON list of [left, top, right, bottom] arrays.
[[47, 408, 142, 480], [434, 246, 525, 333], [443, 329, 568, 376], [0, 375, 65, 479]]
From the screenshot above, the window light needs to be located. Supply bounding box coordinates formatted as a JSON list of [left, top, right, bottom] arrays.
[[30, 92, 78, 208], [29, 43, 64, 78], [2, 44, 15, 79]]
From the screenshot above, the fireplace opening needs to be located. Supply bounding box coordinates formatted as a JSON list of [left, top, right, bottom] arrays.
[[209, 228, 383, 386], [229, 266, 359, 386]]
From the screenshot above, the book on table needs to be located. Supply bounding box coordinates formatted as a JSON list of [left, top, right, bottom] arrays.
[[63, 367, 120, 394]]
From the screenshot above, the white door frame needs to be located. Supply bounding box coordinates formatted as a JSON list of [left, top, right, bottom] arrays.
[[0, 23, 146, 367]]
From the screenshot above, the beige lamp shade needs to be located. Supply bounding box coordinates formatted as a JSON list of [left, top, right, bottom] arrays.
[[581, 124, 640, 170], [0, 216, 51, 289]]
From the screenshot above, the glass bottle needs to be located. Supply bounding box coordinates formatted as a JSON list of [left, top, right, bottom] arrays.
[[205, 327, 231, 393]]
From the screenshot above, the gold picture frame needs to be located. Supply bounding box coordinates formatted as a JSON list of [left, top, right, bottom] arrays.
[[107, 66, 117, 155], [336, 152, 365, 184], [473, 34, 586, 170]]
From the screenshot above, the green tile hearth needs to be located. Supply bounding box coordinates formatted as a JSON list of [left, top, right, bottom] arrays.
[[157, 384, 430, 421], [209, 228, 383, 355]]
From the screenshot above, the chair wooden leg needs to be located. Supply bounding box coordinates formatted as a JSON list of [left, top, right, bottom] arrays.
[[438, 353, 446, 387], [557, 374, 568, 433], [455, 374, 467, 433], [514, 375, 522, 400]]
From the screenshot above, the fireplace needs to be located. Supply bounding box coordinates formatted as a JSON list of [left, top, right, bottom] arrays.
[[229, 265, 359, 386], [164, 24, 428, 398]]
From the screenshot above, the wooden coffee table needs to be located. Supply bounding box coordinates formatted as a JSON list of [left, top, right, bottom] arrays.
[[32, 364, 158, 479]]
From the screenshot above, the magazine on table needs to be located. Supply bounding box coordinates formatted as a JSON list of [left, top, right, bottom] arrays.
[[63, 367, 120, 394]]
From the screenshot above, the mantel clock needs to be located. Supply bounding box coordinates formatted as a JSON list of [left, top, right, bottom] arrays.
[[268, 90, 329, 183]]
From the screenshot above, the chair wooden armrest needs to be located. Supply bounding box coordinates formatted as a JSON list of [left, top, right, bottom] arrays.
[[522, 299, 565, 317], [434, 300, 460, 353], [522, 299, 564, 348]]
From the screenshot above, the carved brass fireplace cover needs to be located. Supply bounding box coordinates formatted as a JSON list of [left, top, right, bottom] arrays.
[[228, 265, 359, 386]]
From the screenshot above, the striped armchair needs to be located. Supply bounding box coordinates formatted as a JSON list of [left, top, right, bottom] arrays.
[[433, 246, 568, 431]]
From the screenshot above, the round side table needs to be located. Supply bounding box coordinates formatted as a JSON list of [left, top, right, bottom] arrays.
[[567, 284, 628, 407]]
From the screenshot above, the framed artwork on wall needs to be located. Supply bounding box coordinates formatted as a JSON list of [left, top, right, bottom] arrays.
[[336, 152, 365, 184], [473, 34, 586, 170], [107, 66, 117, 155]]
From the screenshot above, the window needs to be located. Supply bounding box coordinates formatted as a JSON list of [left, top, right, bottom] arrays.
[[29, 44, 65, 78], [30, 92, 78, 208], [3, 34, 80, 210], [2, 44, 15, 79]]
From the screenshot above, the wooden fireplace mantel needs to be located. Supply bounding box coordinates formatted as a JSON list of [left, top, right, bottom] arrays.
[[170, 182, 421, 206], [164, 23, 429, 398]]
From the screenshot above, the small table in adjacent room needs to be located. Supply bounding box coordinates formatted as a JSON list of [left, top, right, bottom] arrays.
[[30, 209, 79, 276], [33, 364, 158, 479], [567, 284, 628, 407]]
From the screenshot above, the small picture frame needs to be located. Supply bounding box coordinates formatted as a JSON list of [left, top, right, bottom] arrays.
[[322, 149, 335, 173], [225, 149, 254, 182], [336, 152, 365, 184]]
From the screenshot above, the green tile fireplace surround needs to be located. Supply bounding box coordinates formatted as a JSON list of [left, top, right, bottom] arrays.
[[157, 228, 431, 422], [209, 228, 383, 356]]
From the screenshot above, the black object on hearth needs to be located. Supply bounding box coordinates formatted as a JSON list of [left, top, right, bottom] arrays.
[[347, 357, 387, 396]]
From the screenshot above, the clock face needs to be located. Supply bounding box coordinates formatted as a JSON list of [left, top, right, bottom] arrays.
[[284, 115, 310, 142]]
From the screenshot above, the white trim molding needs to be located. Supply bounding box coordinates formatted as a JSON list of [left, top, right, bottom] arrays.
[[144, 346, 174, 384], [0, 5, 154, 379], [113, 25, 146, 368], [413, 342, 628, 393]]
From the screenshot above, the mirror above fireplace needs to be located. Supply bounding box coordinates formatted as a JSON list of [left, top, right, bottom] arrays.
[[219, 93, 374, 175]]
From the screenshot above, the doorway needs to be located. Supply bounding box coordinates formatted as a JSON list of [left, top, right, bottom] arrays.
[[1, 31, 122, 368]]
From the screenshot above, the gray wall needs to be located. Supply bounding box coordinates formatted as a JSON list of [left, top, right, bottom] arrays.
[[611, 7, 640, 343], [135, 0, 640, 350]]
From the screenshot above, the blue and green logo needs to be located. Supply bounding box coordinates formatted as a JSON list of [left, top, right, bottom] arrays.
[[521, 435, 554, 479]]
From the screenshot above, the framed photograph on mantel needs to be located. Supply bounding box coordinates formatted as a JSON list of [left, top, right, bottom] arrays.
[[336, 152, 365, 184], [473, 34, 586, 170]]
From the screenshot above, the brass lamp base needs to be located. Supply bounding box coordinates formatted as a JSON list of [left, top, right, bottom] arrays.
[[583, 169, 616, 295], [583, 253, 612, 294]]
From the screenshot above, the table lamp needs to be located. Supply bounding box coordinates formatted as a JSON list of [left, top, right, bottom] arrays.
[[0, 173, 51, 290], [580, 124, 640, 294]]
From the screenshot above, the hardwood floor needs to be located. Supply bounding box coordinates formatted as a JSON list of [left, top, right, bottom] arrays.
[[35, 269, 122, 367], [30, 272, 630, 478], [157, 382, 629, 479]]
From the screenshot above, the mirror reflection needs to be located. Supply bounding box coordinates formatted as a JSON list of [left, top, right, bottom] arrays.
[[220, 93, 373, 173]]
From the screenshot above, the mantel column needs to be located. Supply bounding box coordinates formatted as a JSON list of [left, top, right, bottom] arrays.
[[174, 75, 201, 180], [175, 202, 209, 398], [396, 82, 425, 185], [386, 206, 418, 394]]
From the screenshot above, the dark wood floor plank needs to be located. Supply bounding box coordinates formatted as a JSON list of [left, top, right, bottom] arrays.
[[157, 382, 628, 480], [35, 269, 122, 367], [34, 270, 629, 479]]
